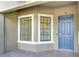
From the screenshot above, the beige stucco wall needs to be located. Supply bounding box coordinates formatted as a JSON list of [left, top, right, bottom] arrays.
[[4, 3, 78, 52], [18, 6, 54, 42], [78, 2, 79, 43], [18, 4, 78, 52], [53, 4, 78, 52], [18, 6, 54, 52], [78, 2, 79, 52], [0, 14, 4, 54], [5, 11, 18, 52]]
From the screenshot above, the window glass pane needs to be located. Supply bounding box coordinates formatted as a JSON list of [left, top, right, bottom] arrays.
[[20, 17, 32, 41], [40, 16, 51, 41]]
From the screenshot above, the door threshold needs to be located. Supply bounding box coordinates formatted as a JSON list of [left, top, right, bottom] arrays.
[[58, 49, 74, 53]]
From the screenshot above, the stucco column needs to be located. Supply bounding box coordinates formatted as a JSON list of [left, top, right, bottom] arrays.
[[0, 14, 4, 54]]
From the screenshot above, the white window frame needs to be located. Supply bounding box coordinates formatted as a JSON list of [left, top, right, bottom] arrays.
[[38, 13, 54, 43], [18, 14, 34, 43]]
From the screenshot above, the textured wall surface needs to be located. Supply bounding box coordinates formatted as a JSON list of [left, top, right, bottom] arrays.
[[53, 4, 78, 52], [78, 2, 79, 53], [5, 11, 18, 52], [0, 14, 4, 54], [18, 6, 54, 52], [4, 3, 78, 52], [78, 2, 79, 44], [18, 4, 78, 52]]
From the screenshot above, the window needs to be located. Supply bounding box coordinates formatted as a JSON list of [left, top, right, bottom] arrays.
[[40, 16, 51, 41], [38, 14, 54, 43], [20, 17, 31, 41], [18, 14, 34, 43], [18, 13, 54, 44]]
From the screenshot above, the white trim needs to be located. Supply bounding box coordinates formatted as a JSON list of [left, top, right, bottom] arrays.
[[18, 16, 21, 42], [18, 14, 34, 43], [38, 14, 40, 42], [32, 15, 34, 42], [59, 49, 74, 52], [17, 41, 54, 45], [51, 15, 54, 42], [18, 13, 54, 44], [38, 13, 54, 43]]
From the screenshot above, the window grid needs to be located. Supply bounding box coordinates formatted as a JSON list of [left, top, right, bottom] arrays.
[[40, 16, 51, 41], [20, 17, 32, 41]]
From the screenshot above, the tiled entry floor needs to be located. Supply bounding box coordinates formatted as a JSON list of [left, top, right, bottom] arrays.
[[0, 50, 79, 57]]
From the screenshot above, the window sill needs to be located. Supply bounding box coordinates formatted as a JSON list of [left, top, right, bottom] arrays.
[[17, 41, 54, 45]]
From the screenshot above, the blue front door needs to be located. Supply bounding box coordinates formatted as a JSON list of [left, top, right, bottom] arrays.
[[58, 15, 74, 50]]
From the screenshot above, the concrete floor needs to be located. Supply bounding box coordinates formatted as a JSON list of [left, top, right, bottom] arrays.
[[0, 50, 79, 57]]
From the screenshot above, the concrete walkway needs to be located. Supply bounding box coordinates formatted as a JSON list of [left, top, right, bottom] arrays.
[[0, 50, 79, 57]]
